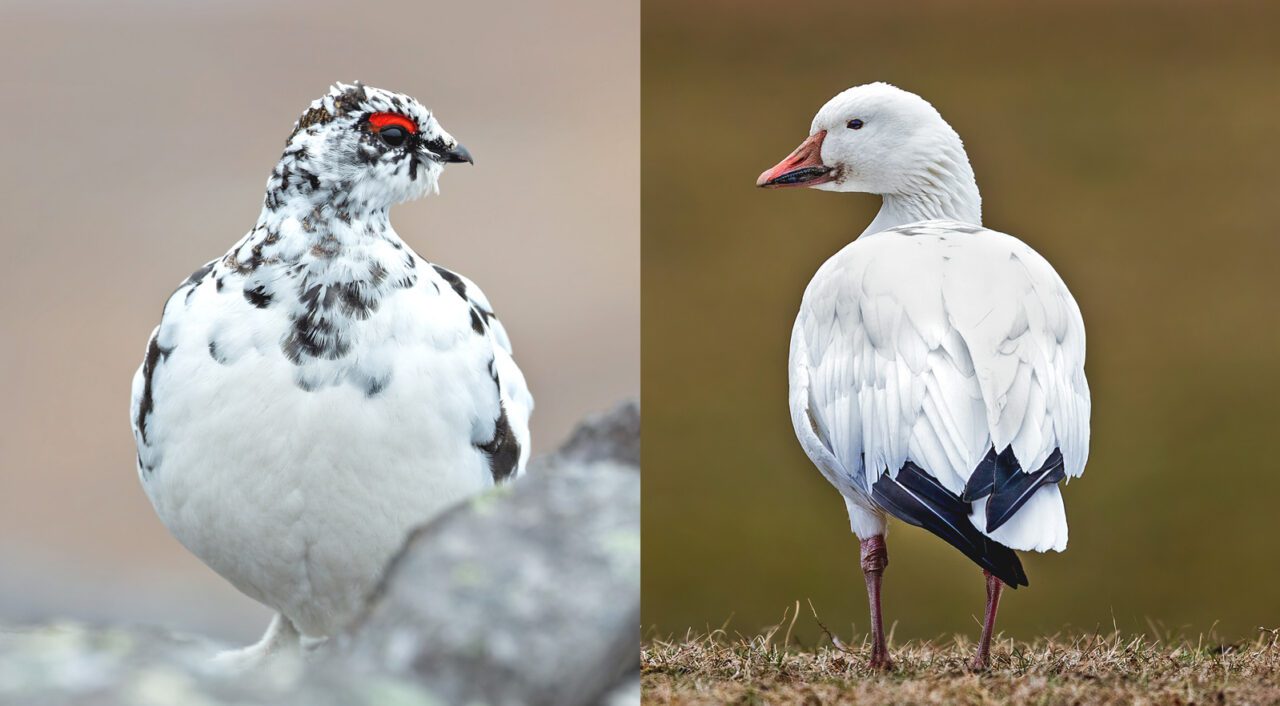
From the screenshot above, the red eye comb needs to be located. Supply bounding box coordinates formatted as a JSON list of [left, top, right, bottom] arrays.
[[369, 112, 417, 134]]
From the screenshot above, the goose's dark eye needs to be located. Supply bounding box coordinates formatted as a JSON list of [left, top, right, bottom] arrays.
[[379, 125, 409, 148], [847, 118, 864, 130]]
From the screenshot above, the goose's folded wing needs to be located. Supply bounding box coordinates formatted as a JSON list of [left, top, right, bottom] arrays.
[[938, 226, 1090, 484], [791, 222, 1089, 558]]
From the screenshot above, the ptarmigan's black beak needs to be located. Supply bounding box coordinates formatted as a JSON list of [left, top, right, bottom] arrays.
[[442, 143, 473, 165]]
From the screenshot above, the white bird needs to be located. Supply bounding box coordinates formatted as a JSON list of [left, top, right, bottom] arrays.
[[758, 83, 1089, 671], [130, 82, 533, 667]]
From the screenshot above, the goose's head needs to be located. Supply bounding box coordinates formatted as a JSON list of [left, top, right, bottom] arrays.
[[757, 82, 972, 197]]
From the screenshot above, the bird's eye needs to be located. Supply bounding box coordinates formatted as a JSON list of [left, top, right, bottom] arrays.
[[378, 126, 408, 148], [847, 118, 865, 130], [368, 112, 418, 149]]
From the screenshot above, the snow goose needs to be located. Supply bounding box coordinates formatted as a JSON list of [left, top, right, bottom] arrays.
[[758, 83, 1090, 670]]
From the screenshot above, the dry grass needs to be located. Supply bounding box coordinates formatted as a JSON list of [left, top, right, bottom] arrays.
[[643, 608, 1280, 705]]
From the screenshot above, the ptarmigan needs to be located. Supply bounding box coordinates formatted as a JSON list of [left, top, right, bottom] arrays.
[[131, 82, 532, 666], [758, 83, 1090, 671]]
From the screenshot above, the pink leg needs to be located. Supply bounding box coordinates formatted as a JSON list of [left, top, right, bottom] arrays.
[[970, 569, 1004, 671], [860, 535, 892, 670]]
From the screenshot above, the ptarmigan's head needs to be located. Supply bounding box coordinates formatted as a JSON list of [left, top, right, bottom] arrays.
[[267, 82, 471, 213], [757, 82, 973, 199]]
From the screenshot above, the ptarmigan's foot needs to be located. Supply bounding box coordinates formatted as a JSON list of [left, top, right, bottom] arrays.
[[211, 613, 300, 671], [300, 634, 331, 660]]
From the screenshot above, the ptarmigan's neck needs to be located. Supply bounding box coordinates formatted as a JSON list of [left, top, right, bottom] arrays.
[[222, 181, 416, 296], [223, 144, 416, 277], [256, 147, 399, 246], [861, 140, 982, 237], [236, 140, 416, 260], [253, 193, 396, 253]]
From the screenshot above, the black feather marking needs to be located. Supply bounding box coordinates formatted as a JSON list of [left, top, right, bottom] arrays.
[[244, 284, 273, 308], [181, 261, 216, 305], [135, 333, 174, 446], [985, 448, 1066, 533], [432, 265, 467, 299], [469, 307, 485, 334], [872, 462, 1028, 588], [182, 261, 215, 288], [207, 339, 228, 364], [364, 376, 388, 397], [337, 282, 377, 319], [477, 405, 520, 484], [298, 167, 320, 191]]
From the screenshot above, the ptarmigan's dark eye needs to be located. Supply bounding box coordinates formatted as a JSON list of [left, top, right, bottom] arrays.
[[378, 126, 409, 148], [847, 118, 864, 130], [368, 112, 417, 149]]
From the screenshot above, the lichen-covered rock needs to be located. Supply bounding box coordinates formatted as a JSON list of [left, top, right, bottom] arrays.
[[0, 623, 439, 706], [337, 400, 641, 706]]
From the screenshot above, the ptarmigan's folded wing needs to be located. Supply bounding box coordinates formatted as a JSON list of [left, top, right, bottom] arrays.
[[791, 220, 1089, 565], [130, 260, 218, 474], [429, 264, 534, 479]]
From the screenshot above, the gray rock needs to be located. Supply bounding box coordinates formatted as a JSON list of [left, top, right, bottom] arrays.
[[602, 676, 641, 706], [529, 399, 640, 470], [338, 400, 641, 706]]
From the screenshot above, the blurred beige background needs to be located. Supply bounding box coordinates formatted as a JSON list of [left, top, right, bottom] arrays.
[[643, 0, 1280, 643], [0, 0, 637, 639]]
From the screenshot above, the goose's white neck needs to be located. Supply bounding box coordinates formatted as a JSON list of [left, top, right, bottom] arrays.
[[860, 143, 982, 237]]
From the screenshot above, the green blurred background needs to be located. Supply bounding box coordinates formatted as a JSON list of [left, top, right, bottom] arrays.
[[642, 0, 1280, 644]]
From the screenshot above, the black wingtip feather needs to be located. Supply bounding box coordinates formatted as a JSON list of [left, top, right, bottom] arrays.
[[897, 462, 969, 514], [961, 447, 999, 502], [985, 448, 1067, 533], [873, 470, 1028, 588], [993, 446, 1021, 492]]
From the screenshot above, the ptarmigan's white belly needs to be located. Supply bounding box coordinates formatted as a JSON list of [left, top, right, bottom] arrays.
[[137, 293, 495, 637]]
